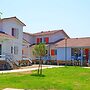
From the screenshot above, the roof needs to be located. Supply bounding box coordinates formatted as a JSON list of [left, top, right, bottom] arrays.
[[23, 32, 33, 36], [23, 38, 31, 44], [2, 16, 26, 26], [24, 30, 70, 38], [33, 30, 69, 37], [33, 30, 61, 35], [0, 32, 15, 41], [56, 37, 90, 48]]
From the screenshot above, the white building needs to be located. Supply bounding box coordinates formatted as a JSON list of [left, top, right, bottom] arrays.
[[0, 17, 25, 69]]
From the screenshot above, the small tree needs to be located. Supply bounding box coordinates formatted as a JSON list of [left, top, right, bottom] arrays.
[[33, 43, 46, 75]]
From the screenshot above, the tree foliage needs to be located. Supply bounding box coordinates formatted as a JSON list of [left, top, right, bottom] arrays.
[[33, 43, 46, 75]]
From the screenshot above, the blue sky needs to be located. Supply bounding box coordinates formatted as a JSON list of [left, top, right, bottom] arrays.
[[0, 0, 90, 38]]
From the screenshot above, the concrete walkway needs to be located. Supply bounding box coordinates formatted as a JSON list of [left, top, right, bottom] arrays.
[[0, 65, 64, 74]]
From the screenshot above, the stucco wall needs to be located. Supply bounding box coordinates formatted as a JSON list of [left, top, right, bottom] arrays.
[[50, 32, 65, 42], [23, 33, 35, 44], [29, 44, 57, 60], [32, 31, 66, 44], [22, 43, 30, 58], [0, 19, 23, 60], [0, 20, 2, 31], [57, 47, 71, 60]]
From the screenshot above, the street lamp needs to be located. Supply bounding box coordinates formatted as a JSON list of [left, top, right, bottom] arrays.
[[65, 37, 67, 66]]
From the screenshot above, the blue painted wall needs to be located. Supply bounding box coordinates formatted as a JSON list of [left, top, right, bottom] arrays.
[[57, 47, 71, 60]]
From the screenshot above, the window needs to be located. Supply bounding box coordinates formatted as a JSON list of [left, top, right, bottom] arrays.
[[36, 38, 42, 43], [11, 46, 13, 54], [12, 28, 19, 38], [71, 48, 81, 60], [44, 37, 49, 43], [14, 46, 18, 54], [51, 49, 57, 56], [55, 50, 57, 55], [40, 38, 42, 43], [12, 28, 15, 36]]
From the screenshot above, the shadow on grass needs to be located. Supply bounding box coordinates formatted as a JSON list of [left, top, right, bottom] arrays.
[[31, 73, 46, 77]]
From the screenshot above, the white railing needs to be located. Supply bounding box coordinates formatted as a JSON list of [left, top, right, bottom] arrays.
[[0, 55, 5, 60], [0, 53, 19, 69]]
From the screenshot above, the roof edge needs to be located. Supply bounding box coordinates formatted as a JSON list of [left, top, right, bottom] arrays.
[[2, 16, 26, 26]]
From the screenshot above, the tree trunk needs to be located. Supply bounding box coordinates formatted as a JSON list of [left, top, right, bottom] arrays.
[[40, 57, 42, 75], [38, 59, 41, 75]]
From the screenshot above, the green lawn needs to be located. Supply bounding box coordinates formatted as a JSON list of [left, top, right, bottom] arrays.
[[0, 66, 90, 90]]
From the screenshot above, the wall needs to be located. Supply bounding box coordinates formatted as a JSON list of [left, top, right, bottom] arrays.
[[0, 20, 2, 31], [50, 32, 65, 42], [1, 19, 23, 60], [29, 44, 57, 60], [30, 45, 36, 60], [22, 42, 30, 58], [23, 33, 35, 44], [33, 31, 65, 44], [57, 47, 71, 60]]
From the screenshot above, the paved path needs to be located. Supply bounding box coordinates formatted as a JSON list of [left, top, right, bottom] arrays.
[[0, 65, 64, 74]]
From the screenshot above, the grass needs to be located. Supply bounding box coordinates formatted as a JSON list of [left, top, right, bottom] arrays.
[[0, 66, 90, 90]]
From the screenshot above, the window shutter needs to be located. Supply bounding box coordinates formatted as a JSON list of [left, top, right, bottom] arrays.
[[14, 46, 18, 54], [51, 49, 55, 56], [45, 37, 49, 43], [37, 38, 39, 43], [37, 38, 42, 43]]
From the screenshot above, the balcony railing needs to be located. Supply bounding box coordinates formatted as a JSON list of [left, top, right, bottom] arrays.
[[0, 55, 5, 60]]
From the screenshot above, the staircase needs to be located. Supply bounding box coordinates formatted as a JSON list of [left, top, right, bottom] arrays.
[[5, 53, 20, 69], [0, 53, 20, 70]]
